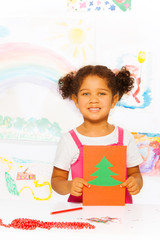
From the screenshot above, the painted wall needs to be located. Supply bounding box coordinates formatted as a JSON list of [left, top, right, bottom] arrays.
[[0, 0, 159, 203]]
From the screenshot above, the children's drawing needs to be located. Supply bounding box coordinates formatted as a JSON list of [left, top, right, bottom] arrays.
[[132, 132, 160, 176], [19, 180, 52, 201], [116, 52, 152, 109], [67, 0, 131, 12], [88, 156, 122, 186], [0, 156, 12, 172], [46, 18, 95, 65], [0, 42, 75, 141], [17, 168, 36, 180], [0, 115, 62, 142], [67, 0, 116, 11], [112, 0, 131, 11], [0, 19, 94, 142], [0, 42, 73, 91], [0, 155, 53, 201]]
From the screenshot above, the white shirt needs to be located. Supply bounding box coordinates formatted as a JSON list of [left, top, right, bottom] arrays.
[[54, 126, 143, 171]]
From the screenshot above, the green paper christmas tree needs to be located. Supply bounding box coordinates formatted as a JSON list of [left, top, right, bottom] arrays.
[[88, 156, 122, 186]]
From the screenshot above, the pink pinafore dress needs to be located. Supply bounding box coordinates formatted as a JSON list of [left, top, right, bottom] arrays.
[[68, 127, 132, 204]]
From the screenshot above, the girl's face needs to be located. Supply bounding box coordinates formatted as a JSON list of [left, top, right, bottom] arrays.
[[72, 75, 118, 124]]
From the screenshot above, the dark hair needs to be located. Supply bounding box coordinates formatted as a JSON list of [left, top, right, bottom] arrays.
[[58, 65, 134, 101]]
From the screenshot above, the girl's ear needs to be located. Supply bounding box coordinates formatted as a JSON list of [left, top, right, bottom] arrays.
[[72, 94, 79, 108], [111, 94, 119, 109]]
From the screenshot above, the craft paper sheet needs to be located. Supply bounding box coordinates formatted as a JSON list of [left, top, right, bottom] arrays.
[[83, 145, 126, 206]]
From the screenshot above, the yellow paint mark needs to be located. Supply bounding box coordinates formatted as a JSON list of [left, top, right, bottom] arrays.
[[78, 19, 83, 25], [68, 0, 78, 4], [89, 43, 93, 50], [73, 47, 78, 58], [132, 133, 160, 144], [19, 180, 52, 201], [61, 43, 69, 50], [82, 47, 87, 63], [0, 156, 12, 172], [68, 28, 86, 45], [138, 51, 146, 64], [57, 22, 68, 27], [47, 34, 65, 41]]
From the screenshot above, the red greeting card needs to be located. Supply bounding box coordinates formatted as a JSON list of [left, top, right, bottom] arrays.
[[83, 145, 126, 206]]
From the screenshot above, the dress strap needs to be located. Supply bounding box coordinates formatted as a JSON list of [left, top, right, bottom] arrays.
[[69, 129, 83, 148], [117, 127, 124, 145]]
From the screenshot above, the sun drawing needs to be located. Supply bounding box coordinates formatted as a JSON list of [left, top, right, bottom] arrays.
[[47, 19, 94, 64]]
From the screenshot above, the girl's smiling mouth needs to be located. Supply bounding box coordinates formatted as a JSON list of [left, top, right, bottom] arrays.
[[88, 107, 101, 112]]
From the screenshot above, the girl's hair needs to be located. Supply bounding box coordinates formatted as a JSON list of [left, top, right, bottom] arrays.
[[58, 65, 134, 100]]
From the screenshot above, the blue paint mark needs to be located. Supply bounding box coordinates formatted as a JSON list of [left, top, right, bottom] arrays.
[[89, 1, 93, 6], [95, 7, 101, 11], [109, 4, 116, 11], [13, 157, 52, 165], [138, 132, 160, 138], [117, 89, 151, 109], [0, 26, 10, 38], [13, 157, 33, 164]]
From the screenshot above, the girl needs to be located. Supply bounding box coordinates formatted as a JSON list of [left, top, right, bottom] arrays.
[[51, 65, 143, 204]]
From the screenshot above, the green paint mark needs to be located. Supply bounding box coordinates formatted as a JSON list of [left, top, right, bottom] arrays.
[[112, 0, 131, 12], [0, 115, 62, 142], [5, 172, 19, 196]]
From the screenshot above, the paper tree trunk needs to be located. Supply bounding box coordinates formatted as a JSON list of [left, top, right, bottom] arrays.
[[83, 145, 126, 206]]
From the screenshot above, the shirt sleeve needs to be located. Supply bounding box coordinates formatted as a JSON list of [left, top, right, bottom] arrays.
[[53, 134, 72, 171], [125, 130, 143, 168]]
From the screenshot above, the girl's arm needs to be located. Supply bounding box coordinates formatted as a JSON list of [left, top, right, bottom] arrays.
[[51, 167, 90, 196], [121, 165, 143, 195]]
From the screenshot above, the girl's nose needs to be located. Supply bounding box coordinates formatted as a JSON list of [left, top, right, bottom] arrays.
[[89, 95, 99, 103]]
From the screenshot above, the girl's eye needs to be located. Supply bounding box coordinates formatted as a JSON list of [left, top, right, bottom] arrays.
[[99, 92, 106, 95], [83, 93, 89, 96]]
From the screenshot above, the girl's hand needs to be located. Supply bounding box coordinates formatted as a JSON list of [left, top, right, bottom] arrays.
[[120, 176, 140, 195], [68, 178, 90, 197]]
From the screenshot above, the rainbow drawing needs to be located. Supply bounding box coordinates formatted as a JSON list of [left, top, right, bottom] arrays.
[[0, 42, 75, 141], [0, 42, 75, 91]]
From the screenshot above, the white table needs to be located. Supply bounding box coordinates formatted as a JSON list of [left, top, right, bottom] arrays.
[[0, 199, 159, 240]]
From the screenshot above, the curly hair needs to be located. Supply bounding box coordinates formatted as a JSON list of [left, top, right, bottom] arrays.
[[58, 65, 134, 101]]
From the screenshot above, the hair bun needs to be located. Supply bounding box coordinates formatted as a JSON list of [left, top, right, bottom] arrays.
[[58, 72, 75, 99], [116, 67, 134, 100]]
